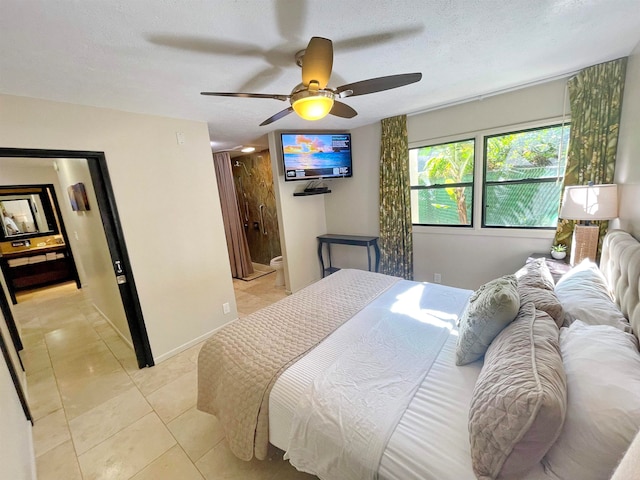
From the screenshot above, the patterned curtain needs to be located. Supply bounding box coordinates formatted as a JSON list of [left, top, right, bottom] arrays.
[[379, 115, 413, 279], [554, 57, 627, 256]]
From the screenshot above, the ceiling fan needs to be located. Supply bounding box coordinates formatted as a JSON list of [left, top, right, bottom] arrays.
[[201, 37, 422, 126]]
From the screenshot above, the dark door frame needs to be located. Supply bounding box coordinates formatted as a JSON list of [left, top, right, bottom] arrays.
[[0, 148, 154, 368]]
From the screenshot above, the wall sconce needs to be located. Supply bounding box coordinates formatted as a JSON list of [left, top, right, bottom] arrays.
[[559, 183, 618, 265]]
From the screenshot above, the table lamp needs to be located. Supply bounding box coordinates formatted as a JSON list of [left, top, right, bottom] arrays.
[[559, 183, 618, 265]]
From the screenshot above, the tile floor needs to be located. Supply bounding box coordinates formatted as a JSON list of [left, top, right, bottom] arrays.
[[16, 274, 317, 479]]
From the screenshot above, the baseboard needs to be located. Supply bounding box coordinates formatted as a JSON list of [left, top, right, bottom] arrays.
[[152, 319, 237, 364], [92, 304, 134, 350]]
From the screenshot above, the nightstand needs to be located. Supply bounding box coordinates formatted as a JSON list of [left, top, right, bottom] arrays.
[[527, 253, 571, 283]]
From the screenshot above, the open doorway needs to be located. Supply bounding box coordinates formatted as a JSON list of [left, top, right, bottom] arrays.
[[216, 149, 283, 284], [0, 148, 153, 369]]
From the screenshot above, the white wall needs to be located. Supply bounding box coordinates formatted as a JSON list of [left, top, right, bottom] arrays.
[[0, 94, 237, 362], [323, 123, 382, 271], [56, 158, 133, 344], [613, 41, 640, 238], [0, 159, 132, 343], [0, 313, 36, 480], [269, 132, 327, 292], [407, 79, 569, 289], [320, 80, 569, 289]]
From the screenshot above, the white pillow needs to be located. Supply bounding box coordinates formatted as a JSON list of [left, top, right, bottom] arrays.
[[515, 257, 556, 291], [455, 275, 520, 366], [554, 260, 631, 332], [469, 304, 566, 479], [542, 321, 640, 480]]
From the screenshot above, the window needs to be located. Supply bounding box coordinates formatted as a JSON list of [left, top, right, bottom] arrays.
[[409, 139, 474, 226], [483, 124, 570, 228]]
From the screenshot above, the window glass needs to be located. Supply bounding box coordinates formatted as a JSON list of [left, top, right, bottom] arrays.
[[483, 124, 570, 228], [409, 139, 474, 226]]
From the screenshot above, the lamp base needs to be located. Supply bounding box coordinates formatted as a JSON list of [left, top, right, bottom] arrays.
[[570, 224, 599, 265]]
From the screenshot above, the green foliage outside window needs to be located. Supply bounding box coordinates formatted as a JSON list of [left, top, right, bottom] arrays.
[[409, 124, 570, 228], [484, 125, 570, 227], [409, 139, 474, 226]]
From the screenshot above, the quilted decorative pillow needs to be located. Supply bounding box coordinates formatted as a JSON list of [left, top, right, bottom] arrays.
[[542, 321, 640, 480], [469, 303, 567, 480], [554, 260, 631, 332], [455, 275, 520, 366], [515, 257, 555, 291], [518, 284, 565, 327]]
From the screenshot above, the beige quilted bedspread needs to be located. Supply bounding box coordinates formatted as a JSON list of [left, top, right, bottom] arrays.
[[197, 269, 400, 461]]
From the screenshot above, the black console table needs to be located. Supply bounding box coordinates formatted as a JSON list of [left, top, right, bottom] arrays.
[[317, 234, 380, 278]]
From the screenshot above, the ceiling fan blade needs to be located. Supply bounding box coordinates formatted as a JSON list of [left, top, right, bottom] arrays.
[[333, 25, 424, 52], [146, 34, 263, 57], [201, 92, 289, 102], [336, 73, 422, 98], [234, 65, 285, 93], [329, 101, 358, 119], [260, 107, 294, 126], [302, 37, 333, 89], [275, 0, 307, 42]]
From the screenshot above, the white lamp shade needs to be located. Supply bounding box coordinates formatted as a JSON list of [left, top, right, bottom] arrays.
[[560, 184, 618, 221]]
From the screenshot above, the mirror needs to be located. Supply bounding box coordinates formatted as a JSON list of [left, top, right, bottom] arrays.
[[2, 199, 38, 236], [0, 186, 59, 241]]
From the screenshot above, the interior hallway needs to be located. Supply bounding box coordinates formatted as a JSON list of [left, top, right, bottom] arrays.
[[15, 274, 315, 479]]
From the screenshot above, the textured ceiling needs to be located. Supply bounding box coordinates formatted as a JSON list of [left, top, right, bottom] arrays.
[[2, 0, 640, 153]]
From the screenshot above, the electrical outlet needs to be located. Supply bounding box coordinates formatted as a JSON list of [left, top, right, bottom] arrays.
[[434, 273, 442, 284], [222, 302, 230, 314], [176, 132, 185, 145]]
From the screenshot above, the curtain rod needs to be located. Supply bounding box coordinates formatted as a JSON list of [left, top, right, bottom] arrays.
[[408, 70, 579, 117]]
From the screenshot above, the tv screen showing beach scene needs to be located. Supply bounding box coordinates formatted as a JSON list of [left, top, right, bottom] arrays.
[[281, 132, 352, 181]]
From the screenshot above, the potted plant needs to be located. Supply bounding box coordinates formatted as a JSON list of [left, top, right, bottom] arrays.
[[551, 243, 567, 260]]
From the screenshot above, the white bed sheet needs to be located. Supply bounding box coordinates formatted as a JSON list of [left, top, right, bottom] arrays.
[[269, 279, 550, 480]]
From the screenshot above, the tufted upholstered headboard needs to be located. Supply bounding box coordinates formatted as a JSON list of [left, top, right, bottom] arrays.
[[601, 230, 640, 336]]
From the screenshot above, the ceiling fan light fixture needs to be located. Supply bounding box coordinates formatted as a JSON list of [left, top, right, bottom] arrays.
[[291, 90, 334, 121]]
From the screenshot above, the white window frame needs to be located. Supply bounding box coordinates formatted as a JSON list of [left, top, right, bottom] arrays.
[[409, 116, 570, 240]]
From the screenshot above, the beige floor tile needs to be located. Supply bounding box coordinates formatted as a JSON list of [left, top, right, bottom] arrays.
[[40, 311, 87, 333], [184, 342, 204, 363], [36, 440, 82, 480], [23, 272, 287, 479], [59, 368, 135, 420], [17, 316, 42, 332], [104, 335, 135, 361], [33, 408, 71, 457], [130, 445, 205, 480], [273, 461, 319, 480], [68, 386, 152, 455], [26, 367, 63, 420], [119, 354, 140, 374], [20, 340, 52, 374], [94, 319, 120, 342], [20, 324, 44, 349], [131, 348, 198, 396], [195, 440, 283, 480], [146, 370, 197, 423], [51, 340, 115, 369], [78, 412, 176, 480], [167, 407, 225, 462], [52, 343, 122, 385], [46, 327, 102, 362]]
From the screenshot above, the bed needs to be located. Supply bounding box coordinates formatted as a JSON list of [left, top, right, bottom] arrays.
[[197, 229, 640, 480]]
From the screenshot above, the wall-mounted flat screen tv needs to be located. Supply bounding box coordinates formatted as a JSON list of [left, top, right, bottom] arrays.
[[281, 132, 352, 181]]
